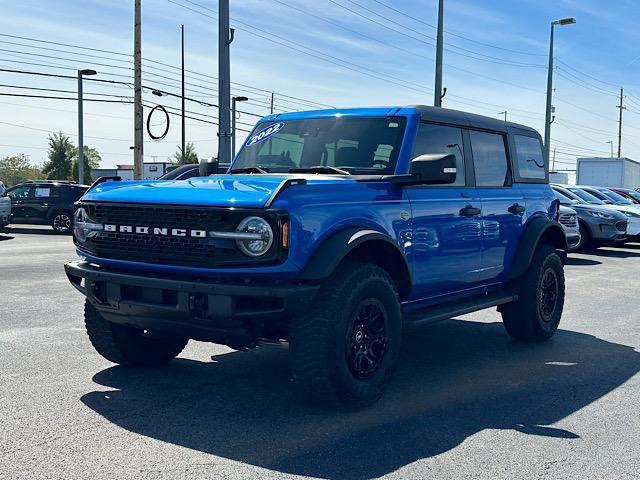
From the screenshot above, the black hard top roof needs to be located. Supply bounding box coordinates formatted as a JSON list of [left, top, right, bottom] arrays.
[[409, 105, 540, 137]]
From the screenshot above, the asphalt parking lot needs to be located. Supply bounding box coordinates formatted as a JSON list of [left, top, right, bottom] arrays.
[[1, 226, 639, 480]]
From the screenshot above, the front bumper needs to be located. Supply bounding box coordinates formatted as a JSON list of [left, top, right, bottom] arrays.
[[0, 202, 10, 225], [65, 261, 319, 348]]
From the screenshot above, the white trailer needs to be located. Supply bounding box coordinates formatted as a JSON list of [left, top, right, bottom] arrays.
[[576, 157, 640, 189]]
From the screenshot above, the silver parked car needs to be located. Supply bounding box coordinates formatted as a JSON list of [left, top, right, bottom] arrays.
[[558, 205, 580, 251]]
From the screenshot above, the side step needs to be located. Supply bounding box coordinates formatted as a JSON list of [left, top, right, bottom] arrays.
[[403, 290, 517, 327]]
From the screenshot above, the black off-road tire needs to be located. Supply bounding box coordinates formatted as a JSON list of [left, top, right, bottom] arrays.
[[84, 301, 188, 366], [50, 209, 73, 234], [501, 244, 565, 341], [289, 262, 402, 409]]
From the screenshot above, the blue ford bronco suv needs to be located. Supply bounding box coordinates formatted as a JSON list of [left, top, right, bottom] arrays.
[[65, 106, 567, 409]]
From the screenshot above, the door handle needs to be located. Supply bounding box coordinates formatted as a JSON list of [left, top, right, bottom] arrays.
[[459, 205, 481, 217], [508, 203, 526, 214]]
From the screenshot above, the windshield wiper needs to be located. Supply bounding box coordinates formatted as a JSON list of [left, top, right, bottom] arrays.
[[230, 166, 269, 174], [289, 166, 352, 175]]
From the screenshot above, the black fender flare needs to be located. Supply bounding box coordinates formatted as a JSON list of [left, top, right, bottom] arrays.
[[299, 227, 412, 296], [509, 217, 567, 280]]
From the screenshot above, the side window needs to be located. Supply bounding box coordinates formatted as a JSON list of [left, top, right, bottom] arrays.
[[469, 130, 509, 187], [7, 185, 33, 199], [514, 135, 545, 180], [34, 186, 51, 198], [412, 123, 466, 186]]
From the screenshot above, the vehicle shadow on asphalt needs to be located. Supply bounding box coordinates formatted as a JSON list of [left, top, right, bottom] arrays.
[[81, 320, 640, 480], [0, 233, 15, 241], [3, 226, 59, 236], [590, 247, 640, 258], [565, 257, 602, 266]]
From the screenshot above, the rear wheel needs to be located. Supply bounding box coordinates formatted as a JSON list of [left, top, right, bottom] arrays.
[[289, 262, 402, 409], [84, 301, 188, 366], [501, 244, 565, 341], [51, 210, 73, 234]]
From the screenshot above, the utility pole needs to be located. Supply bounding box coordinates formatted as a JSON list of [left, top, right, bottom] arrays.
[[498, 111, 507, 122], [133, 0, 143, 179], [433, 0, 444, 107], [552, 148, 556, 171], [617, 88, 625, 158], [218, 0, 233, 165], [181, 24, 186, 163], [270, 92, 274, 114]]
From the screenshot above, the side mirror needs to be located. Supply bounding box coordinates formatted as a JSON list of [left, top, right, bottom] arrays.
[[0, 184, 5, 197], [199, 157, 219, 177], [408, 154, 457, 185]]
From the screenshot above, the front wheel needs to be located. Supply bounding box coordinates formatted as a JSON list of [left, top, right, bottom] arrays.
[[501, 244, 565, 341], [51, 210, 73, 234], [289, 262, 402, 409], [84, 301, 188, 366]]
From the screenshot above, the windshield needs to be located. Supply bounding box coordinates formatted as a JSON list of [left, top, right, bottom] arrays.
[[626, 190, 640, 203], [568, 187, 605, 205], [598, 188, 633, 205], [232, 116, 406, 174], [553, 189, 577, 205]]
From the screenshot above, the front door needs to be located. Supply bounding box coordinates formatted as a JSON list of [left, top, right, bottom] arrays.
[[405, 123, 483, 301], [6, 185, 34, 221], [468, 130, 524, 283]]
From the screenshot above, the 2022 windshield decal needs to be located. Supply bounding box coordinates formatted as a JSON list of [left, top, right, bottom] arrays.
[[245, 122, 285, 147]]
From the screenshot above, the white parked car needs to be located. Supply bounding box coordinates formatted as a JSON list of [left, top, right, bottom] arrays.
[[0, 181, 11, 230], [558, 205, 581, 251]]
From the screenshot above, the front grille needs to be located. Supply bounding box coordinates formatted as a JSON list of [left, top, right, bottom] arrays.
[[79, 203, 285, 268], [616, 220, 628, 232], [559, 214, 578, 228]]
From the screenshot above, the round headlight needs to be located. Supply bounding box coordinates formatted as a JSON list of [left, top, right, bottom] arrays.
[[74, 207, 89, 242], [74, 207, 102, 243], [235, 216, 273, 257]]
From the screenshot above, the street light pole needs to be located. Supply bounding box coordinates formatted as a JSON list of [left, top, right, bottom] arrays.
[[231, 96, 248, 159], [606, 140, 614, 158], [544, 17, 576, 162], [77, 69, 96, 184]]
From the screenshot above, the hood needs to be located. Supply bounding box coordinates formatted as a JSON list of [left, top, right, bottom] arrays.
[[601, 203, 640, 216], [571, 203, 627, 219], [81, 174, 354, 208]]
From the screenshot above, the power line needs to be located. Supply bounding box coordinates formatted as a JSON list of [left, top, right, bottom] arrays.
[[329, 0, 545, 67], [369, 0, 545, 57]]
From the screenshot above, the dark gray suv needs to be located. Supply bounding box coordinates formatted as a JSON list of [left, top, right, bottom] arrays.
[[551, 185, 627, 250]]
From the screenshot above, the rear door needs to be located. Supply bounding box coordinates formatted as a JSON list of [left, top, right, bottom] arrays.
[[30, 184, 55, 221], [469, 130, 524, 283], [405, 122, 483, 300]]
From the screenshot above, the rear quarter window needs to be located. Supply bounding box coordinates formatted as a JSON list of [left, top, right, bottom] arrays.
[[514, 135, 546, 180]]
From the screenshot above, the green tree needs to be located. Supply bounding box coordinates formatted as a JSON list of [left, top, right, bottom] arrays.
[[172, 142, 198, 164], [42, 132, 75, 180], [0, 154, 45, 187], [71, 145, 101, 184]]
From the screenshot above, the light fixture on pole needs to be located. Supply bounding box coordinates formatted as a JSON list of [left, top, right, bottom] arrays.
[[544, 17, 576, 162], [77, 69, 97, 184], [231, 96, 249, 159], [498, 111, 507, 122]]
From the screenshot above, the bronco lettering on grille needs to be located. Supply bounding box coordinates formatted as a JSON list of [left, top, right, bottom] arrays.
[[104, 224, 207, 238]]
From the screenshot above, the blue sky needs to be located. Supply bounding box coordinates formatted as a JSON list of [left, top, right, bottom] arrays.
[[1, 0, 640, 170]]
